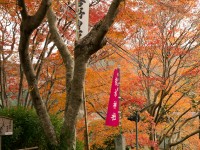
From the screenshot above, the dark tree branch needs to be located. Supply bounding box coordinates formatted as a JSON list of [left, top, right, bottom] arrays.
[[18, 0, 51, 33], [17, 0, 28, 19], [169, 129, 200, 147], [179, 112, 200, 129], [87, 101, 106, 120], [160, 107, 191, 143], [75, 0, 123, 57]]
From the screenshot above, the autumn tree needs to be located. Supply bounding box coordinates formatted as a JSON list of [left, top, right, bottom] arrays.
[[111, 0, 200, 149], [0, 0, 60, 109], [1, 0, 199, 149], [0, 3, 19, 108], [79, 0, 200, 149], [13, 0, 124, 149]]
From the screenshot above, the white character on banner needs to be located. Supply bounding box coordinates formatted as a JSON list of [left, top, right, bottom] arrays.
[[111, 113, 116, 121], [113, 101, 117, 109], [114, 88, 118, 97], [115, 76, 119, 86]]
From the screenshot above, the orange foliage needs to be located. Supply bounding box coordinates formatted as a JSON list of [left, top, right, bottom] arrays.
[[0, 0, 199, 149], [75, 0, 200, 149]]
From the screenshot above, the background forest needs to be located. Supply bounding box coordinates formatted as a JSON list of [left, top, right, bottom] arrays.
[[0, 0, 199, 149]]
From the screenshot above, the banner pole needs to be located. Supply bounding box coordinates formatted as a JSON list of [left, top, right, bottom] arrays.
[[118, 66, 122, 134], [75, 0, 79, 40], [76, 0, 89, 149], [83, 82, 90, 150]]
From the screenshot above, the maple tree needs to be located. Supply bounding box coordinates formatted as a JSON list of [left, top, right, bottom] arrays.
[[76, 0, 200, 149], [0, 0, 200, 149], [114, 0, 200, 149], [0, 0, 124, 149], [0, 4, 18, 107], [129, 6, 200, 150]]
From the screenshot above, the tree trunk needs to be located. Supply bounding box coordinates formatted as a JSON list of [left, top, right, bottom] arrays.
[[17, 0, 58, 146], [19, 25, 58, 145], [47, 0, 123, 149], [60, 53, 89, 149]]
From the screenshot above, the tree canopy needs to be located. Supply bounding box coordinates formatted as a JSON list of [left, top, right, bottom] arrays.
[[0, 0, 199, 149]]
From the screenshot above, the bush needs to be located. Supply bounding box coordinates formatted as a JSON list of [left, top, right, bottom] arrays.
[[76, 140, 84, 150], [0, 107, 62, 150]]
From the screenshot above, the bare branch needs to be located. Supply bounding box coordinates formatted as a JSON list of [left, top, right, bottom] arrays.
[[169, 129, 200, 147], [17, 0, 28, 19]]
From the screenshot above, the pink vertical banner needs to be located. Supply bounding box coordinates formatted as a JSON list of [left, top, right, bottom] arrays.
[[105, 68, 120, 126]]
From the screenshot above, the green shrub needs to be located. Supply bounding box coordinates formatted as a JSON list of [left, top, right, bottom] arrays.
[[0, 107, 62, 150], [76, 140, 84, 150]]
